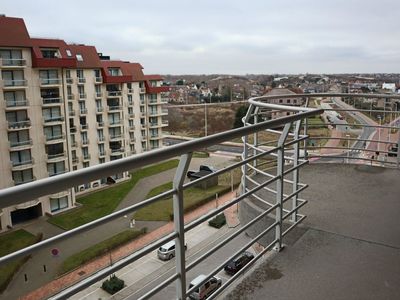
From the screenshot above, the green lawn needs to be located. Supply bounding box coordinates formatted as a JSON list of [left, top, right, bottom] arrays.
[[48, 159, 179, 230], [134, 182, 231, 221], [59, 229, 145, 275], [0, 230, 41, 292]]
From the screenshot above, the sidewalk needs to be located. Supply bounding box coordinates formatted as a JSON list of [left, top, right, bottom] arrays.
[[21, 191, 239, 300]]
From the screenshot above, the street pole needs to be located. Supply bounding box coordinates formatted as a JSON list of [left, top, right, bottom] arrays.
[[204, 100, 208, 137], [346, 134, 350, 164], [378, 116, 381, 154]]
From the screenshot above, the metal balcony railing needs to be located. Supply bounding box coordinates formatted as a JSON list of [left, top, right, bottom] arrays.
[[1, 93, 399, 300], [5, 99, 29, 107], [0, 93, 321, 300]]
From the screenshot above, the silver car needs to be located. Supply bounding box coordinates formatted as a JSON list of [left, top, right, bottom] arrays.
[[157, 240, 187, 261]]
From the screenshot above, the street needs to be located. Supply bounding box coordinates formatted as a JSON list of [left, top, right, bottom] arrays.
[[71, 222, 256, 300]]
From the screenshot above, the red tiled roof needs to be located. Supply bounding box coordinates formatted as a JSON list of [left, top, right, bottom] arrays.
[[31, 38, 71, 58], [68, 44, 102, 68], [0, 16, 31, 47], [100, 60, 145, 82]]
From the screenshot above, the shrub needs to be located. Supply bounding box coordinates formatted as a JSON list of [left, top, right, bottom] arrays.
[[102, 274, 124, 294], [208, 214, 226, 228]]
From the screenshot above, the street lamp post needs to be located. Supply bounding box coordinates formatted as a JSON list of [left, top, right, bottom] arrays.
[[377, 115, 382, 154], [346, 134, 350, 164], [204, 100, 208, 137]]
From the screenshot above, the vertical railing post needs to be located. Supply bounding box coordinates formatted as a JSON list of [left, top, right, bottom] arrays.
[[242, 104, 255, 195], [303, 97, 309, 160], [291, 120, 302, 223], [173, 153, 192, 300], [253, 106, 259, 173], [274, 123, 291, 251]]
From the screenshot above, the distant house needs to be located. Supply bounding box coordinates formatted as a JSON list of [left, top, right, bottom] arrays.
[[263, 88, 304, 119]]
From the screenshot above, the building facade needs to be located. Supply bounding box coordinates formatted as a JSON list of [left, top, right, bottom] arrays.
[[0, 16, 169, 231]]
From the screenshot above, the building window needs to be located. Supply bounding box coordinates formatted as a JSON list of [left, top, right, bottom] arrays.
[[77, 69, 84, 79], [83, 162, 89, 168], [50, 196, 68, 212], [47, 161, 65, 176], [40, 48, 59, 58], [76, 54, 83, 61], [12, 169, 33, 185], [8, 130, 30, 147], [44, 125, 62, 140], [108, 68, 120, 76]]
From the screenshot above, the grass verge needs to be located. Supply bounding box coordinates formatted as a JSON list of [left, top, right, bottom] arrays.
[[59, 229, 146, 275], [0, 230, 42, 293], [48, 159, 179, 230], [134, 182, 232, 221]]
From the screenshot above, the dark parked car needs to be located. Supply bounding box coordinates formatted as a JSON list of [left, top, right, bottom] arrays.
[[224, 251, 254, 275]]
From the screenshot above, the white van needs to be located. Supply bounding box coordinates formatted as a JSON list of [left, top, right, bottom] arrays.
[[188, 274, 222, 300], [157, 240, 187, 261]]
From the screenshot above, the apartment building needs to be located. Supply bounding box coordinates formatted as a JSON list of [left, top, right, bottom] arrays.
[[0, 16, 169, 231]]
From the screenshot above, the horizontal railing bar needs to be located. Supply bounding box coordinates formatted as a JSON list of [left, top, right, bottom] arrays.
[[208, 238, 278, 300], [311, 136, 397, 144], [282, 200, 308, 221], [183, 145, 280, 189], [310, 155, 398, 164], [0, 108, 322, 207], [282, 215, 307, 237], [308, 145, 393, 154], [307, 123, 400, 130], [282, 185, 308, 204], [184, 174, 280, 232], [0, 188, 176, 265], [137, 273, 179, 300], [186, 202, 279, 272], [323, 107, 400, 114], [50, 231, 178, 299], [186, 221, 279, 296]]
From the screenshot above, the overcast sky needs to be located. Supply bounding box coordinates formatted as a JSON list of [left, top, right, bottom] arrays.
[[2, 0, 400, 74]]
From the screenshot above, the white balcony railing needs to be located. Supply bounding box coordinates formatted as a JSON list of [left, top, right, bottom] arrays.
[[1, 93, 400, 300]]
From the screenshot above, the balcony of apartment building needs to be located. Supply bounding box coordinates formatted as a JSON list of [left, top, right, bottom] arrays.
[[0, 49, 26, 68], [41, 88, 62, 106], [10, 150, 34, 171], [68, 109, 76, 117], [1, 93, 399, 300], [6, 111, 31, 131], [109, 141, 124, 155], [66, 93, 74, 101], [106, 99, 123, 112], [95, 91, 103, 99], [47, 161, 66, 177], [11, 168, 35, 186], [129, 123, 135, 131], [4, 90, 29, 110], [66, 77, 73, 84], [109, 133, 123, 142], [107, 114, 122, 127], [46, 143, 66, 163], [96, 121, 105, 129], [39, 70, 61, 87], [96, 105, 104, 113], [77, 77, 86, 85], [79, 107, 88, 116], [80, 123, 89, 131], [102, 67, 131, 84], [106, 84, 122, 98], [8, 133, 33, 151], [1, 70, 27, 89], [44, 126, 65, 144], [42, 111, 64, 125]]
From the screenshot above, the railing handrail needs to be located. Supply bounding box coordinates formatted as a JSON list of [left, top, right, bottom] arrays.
[[0, 107, 322, 208]]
